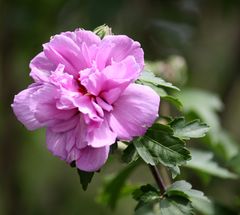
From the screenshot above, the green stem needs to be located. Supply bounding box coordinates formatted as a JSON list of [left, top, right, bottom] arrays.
[[149, 165, 166, 194]]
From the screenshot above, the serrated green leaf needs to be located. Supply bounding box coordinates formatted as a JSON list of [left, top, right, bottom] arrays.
[[134, 136, 191, 168], [170, 118, 209, 140], [166, 180, 209, 202], [160, 197, 193, 215], [122, 143, 139, 164], [77, 170, 94, 191], [184, 149, 237, 179], [97, 160, 139, 209], [133, 184, 161, 210], [138, 71, 180, 91], [166, 181, 210, 214], [134, 124, 191, 167], [166, 181, 236, 215], [133, 184, 160, 202]]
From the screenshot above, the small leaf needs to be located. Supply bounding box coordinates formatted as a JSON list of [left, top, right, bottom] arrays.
[[138, 71, 180, 91], [122, 143, 139, 164], [133, 184, 161, 210], [77, 170, 94, 191], [184, 149, 238, 179], [97, 160, 140, 209], [160, 196, 193, 215], [168, 166, 180, 179], [170, 117, 209, 140]]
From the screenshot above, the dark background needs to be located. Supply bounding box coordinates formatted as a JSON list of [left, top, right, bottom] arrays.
[[1, 0, 240, 214]]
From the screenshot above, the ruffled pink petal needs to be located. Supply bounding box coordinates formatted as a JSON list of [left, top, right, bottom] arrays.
[[73, 95, 102, 122], [33, 84, 78, 126], [108, 83, 160, 140], [80, 56, 141, 103], [30, 52, 56, 83], [76, 146, 110, 172], [43, 30, 101, 76], [100, 56, 141, 104], [96, 35, 144, 71], [79, 67, 104, 96], [12, 84, 43, 130], [43, 34, 84, 76], [87, 120, 117, 148]]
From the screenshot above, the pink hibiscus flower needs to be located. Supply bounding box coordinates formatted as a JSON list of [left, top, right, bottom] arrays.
[[12, 29, 160, 172]]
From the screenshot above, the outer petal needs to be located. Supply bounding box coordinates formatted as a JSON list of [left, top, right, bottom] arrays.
[[76, 146, 110, 172], [46, 128, 68, 160], [96, 35, 144, 71], [12, 84, 43, 130], [33, 84, 77, 126], [46, 115, 88, 162], [74, 29, 101, 47], [30, 52, 56, 83], [13, 83, 77, 129], [108, 83, 160, 140]]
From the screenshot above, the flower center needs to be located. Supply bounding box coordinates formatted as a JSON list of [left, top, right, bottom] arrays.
[[78, 84, 88, 95]]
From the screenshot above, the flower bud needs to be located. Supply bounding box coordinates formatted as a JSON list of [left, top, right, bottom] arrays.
[[93, 24, 113, 39]]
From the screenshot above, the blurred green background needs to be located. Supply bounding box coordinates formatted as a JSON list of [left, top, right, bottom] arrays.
[[1, 0, 240, 214]]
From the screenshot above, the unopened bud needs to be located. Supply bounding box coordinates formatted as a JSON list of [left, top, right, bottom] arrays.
[[93, 24, 113, 39]]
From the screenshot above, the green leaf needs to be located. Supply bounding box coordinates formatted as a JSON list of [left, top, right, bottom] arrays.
[[135, 204, 159, 215], [166, 180, 210, 214], [176, 88, 223, 132], [97, 160, 139, 209], [134, 124, 191, 167], [170, 117, 209, 140], [77, 170, 94, 191], [160, 197, 193, 215], [161, 95, 183, 110], [168, 166, 181, 179], [166, 180, 209, 201], [138, 71, 180, 91], [133, 184, 161, 210], [140, 82, 182, 110], [211, 131, 239, 161], [122, 143, 139, 164], [134, 135, 190, 168], [184, 149, 237, 179], [229, 153, 240, 175]]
